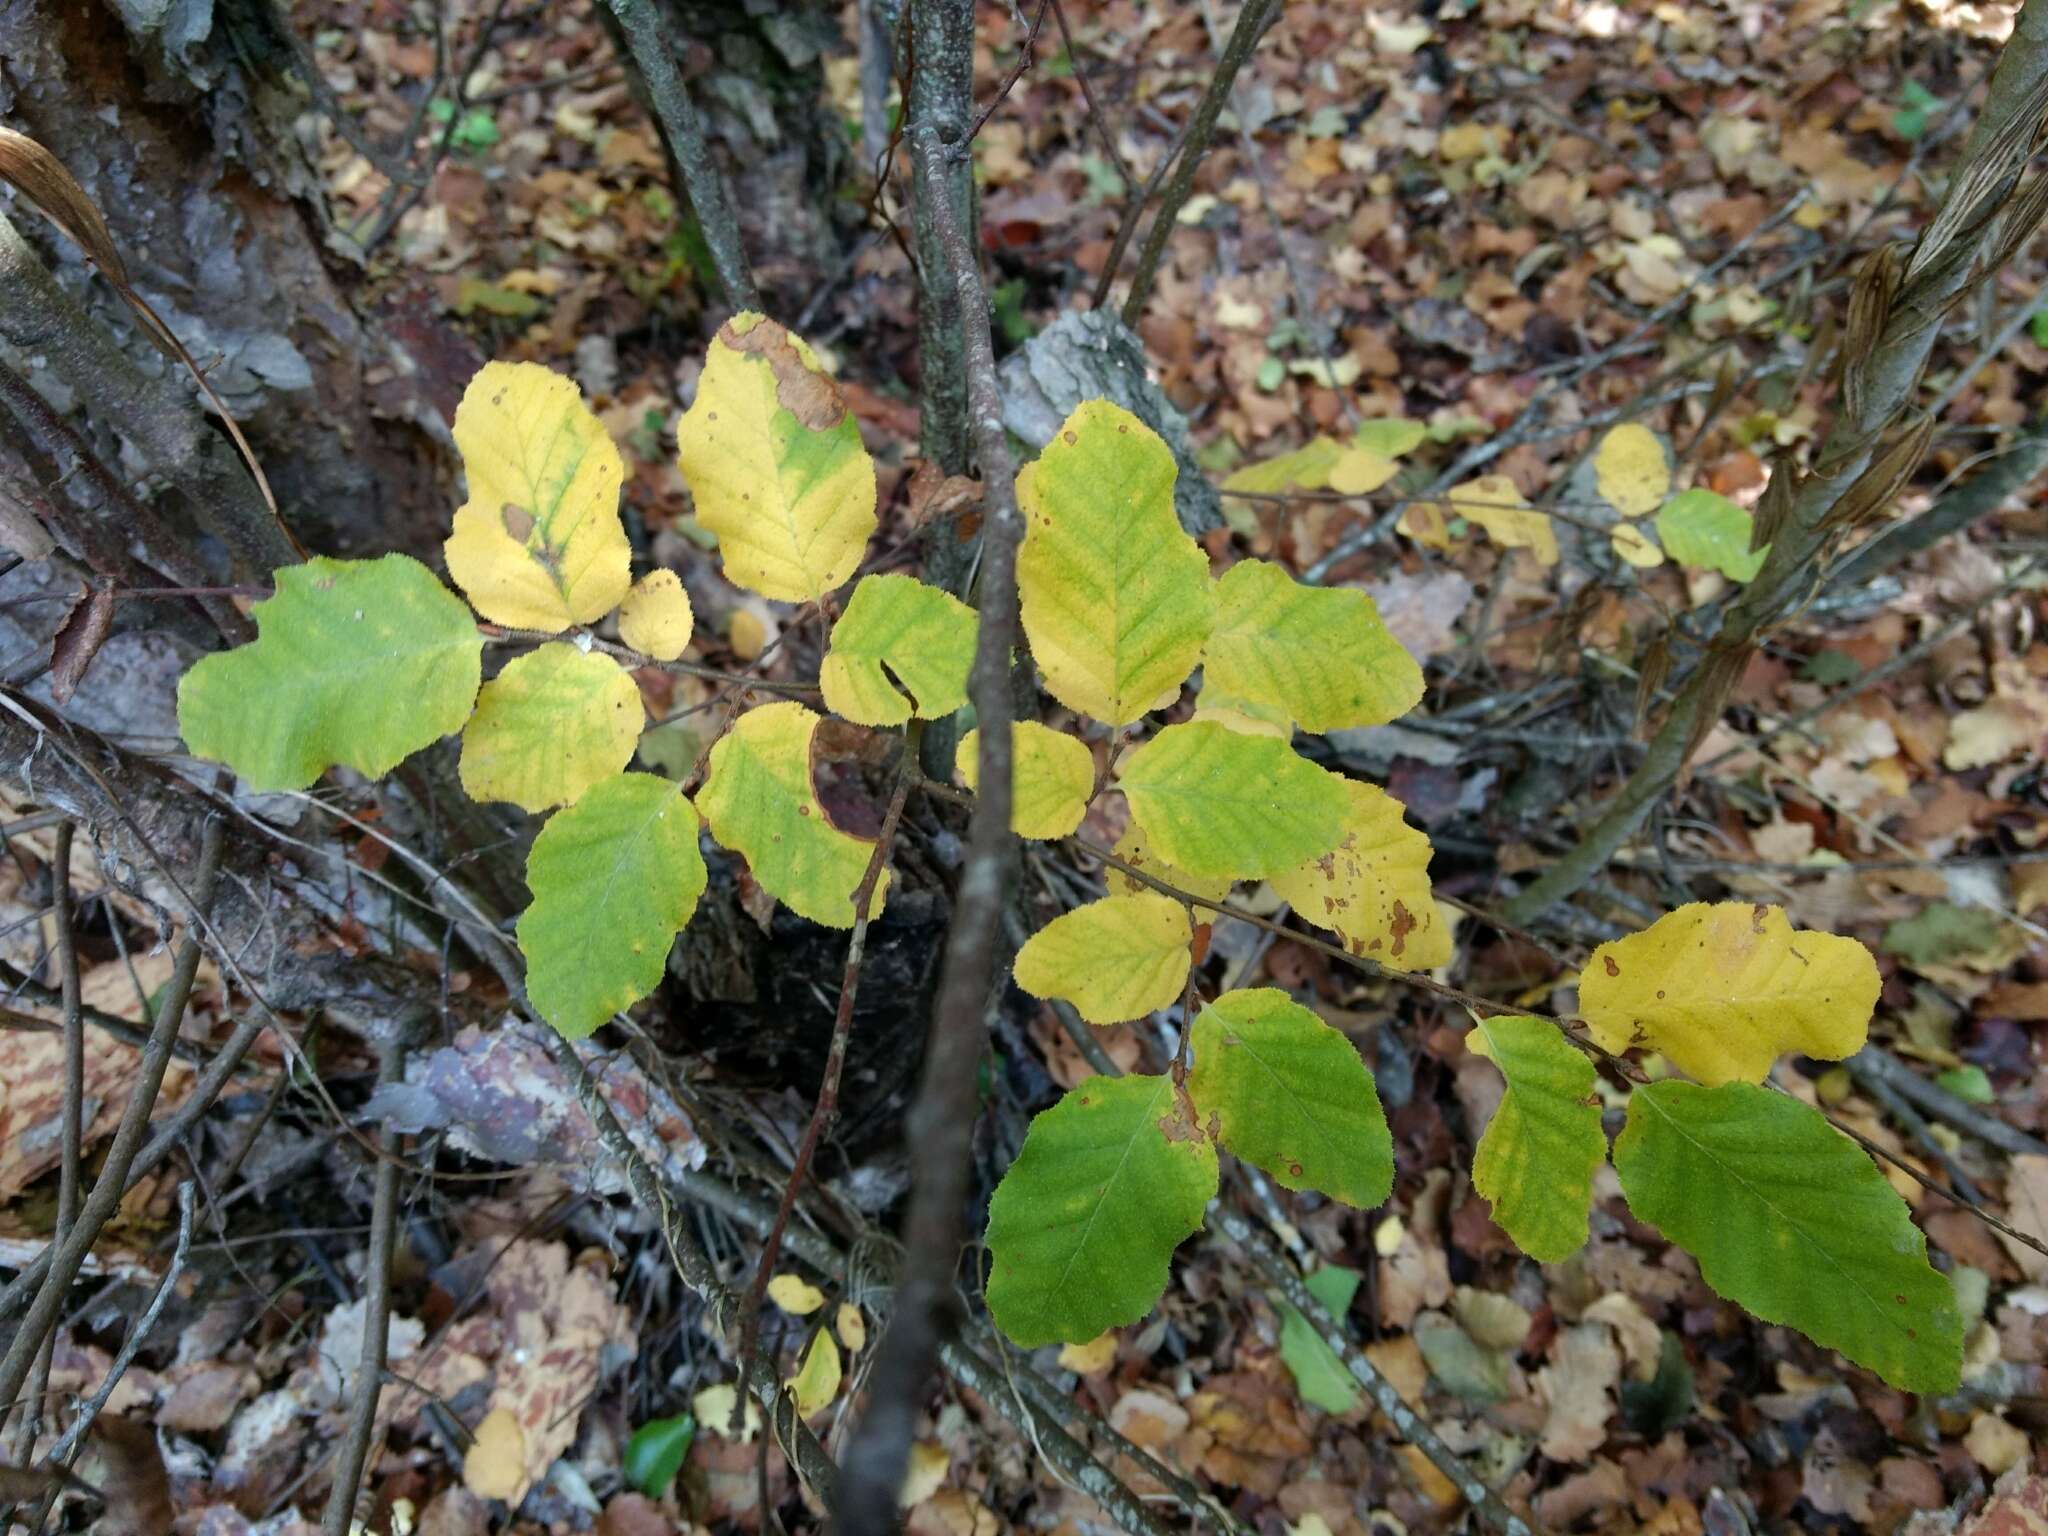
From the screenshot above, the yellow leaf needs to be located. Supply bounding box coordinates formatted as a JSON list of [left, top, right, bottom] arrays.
[[459, 643, 642, 812], [1593, 424, 1671, 518], [1579, 902, 1880, 1086], [1270, 780, 1449, 972], [1609, 522, 1665, 568], [1017, 401, 1214, 725], [1439, 122, 1498, 161], [1109, 819, 1234, 906], [729, 608, 768, 660], [696, 701, 889, 927], [836, 1301, 866, 1351], [1221, 437, 1345, 494], [462, 1407, 528, 1502], [676, 313, 877, 602], [445, 361, 631, 631], [1327, 446, 1401, 495], [957, 722, 1093, 840], [1057, 1332, 1119, 1375], [1434, 474, 1558, 565], [1013, 892, 1191, 1025], [767, 1273, 826, 1315], [786, 1328, 842, 1417], [898, 1441, 951, 1507], [692, 1384, 760, 1443], [617, 569, 694, 660], [1191, 694, 1292, 738], [1397, 500, 1462, 553]]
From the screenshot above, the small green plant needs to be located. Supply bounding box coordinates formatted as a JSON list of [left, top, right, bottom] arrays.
[[175, 313, 1964, 1399]]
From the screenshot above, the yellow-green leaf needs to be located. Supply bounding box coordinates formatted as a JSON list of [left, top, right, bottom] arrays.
[[785, 1328, 841, 1417], [1200, 560, 1424, 733], [1579, 902, 1880, 1086], [1221, 434, 1404, 497], [460, 644, 643, 812], [1012, 893, 1191, 1025], [696, 701, 888, 928], [986, 1073, 1217, 1346], [618, 569, 694, 660], [958, 722, 1093, 840], [445, 361, 631, 630], [1269, 780, 1448, 972], [1593, 423, 1671, 518], [1467, 1015, 1603, 1262], [1109, 820, 1233, 906], [675, 313, 876, 602], [767, 1274, 826, 1315], [820, 573, 977, 726], [1189, 987, 1392, 1208], [1354, 419, 1426, 459], [1656, 489, 1768, 580], [1016, 401, 1214, 725], [1118, 722, 1346, 881], [177, 555, 482, 792], [517, 772, 706, 1038]]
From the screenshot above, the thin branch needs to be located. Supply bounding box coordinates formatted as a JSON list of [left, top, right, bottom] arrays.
[[733, 722, 922, 1421], [320, 1030, 408, 1536], [598, 0, 759, 311], [1118, 0, 1281, 325], [0, 818, 222, 1417], [831, 124, 1026, 1535]]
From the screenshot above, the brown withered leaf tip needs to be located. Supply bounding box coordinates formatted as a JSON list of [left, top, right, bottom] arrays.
[[719, 317, 847, 431]]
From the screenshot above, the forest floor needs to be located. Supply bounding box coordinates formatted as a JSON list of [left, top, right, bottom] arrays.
[[8, 0, 2048, 1532]]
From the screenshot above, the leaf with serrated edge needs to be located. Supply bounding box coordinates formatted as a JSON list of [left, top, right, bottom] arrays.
[[1269, 780, 1448, 972], [178, 555, 482, 791], [1593, 423, 1671, 518], [1017, 401, 1214, 725], [618, 570, 694, 660], [820, 573, 977, 725], [518, 772, 705, 1038], [1189, 987, 1392, 1208], [1468, 1015, 1604, 1262], [986, 1073, 1217, 1347], [460, 643, 643, 812], [958, 722, 1093, 840], [1202, 560, 1424, 733], [1615, 1081, 1962, 1393], [1118, 721, 1346, 881], [1013, 893, 1191, 1024], [1580, 902, 1878, 1086], [444, 362, 631, 630], [696, 701, 888, 927], [1656, 489, 1768, 580], [676, 313, 876, 602]]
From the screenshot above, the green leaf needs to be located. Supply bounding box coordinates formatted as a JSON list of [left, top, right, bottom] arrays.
[[2032, 307, 2048, 349], [178, 555, 482, 792], [1016, 401, 1215, 725], [1117, 721, 1347, 880], [1200, 560, 1423, 732], [460, 643, 644, 812], [1467, 1015, 1604, 1262], [1936, 1064, 1994, 1104], [1654, 489, 1768, 581], [1188, 988, 1392, 1208], [676, 313, 877, 603], [517, 772, 707, 1038], [1012, 893, 1191, 1025], [820, 573, 978, 726], [986, 1073, 1217, 1347], [958, 721, 1093, 840], [622, 1414, 696, 1498], [1881, 901, 2005, 969], [1619, 1333, 1694, 1437], [1614, 1081, 1963, 1394], [696, 701, 888, 928], [1268, 779, 1447, 972], [1354, 419, 1427, 459], [444, 361, 631, 631], [1277, 1264, 1362, 1413]]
